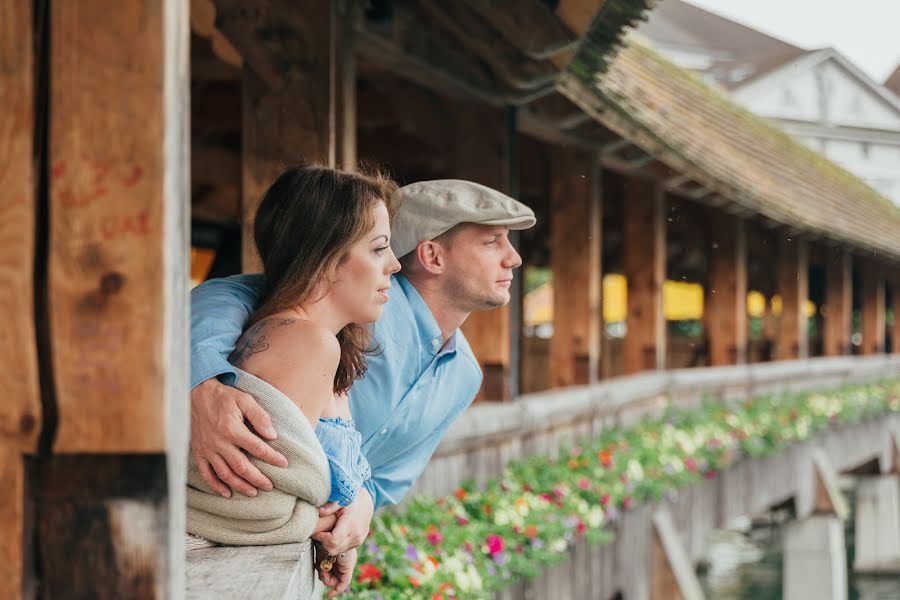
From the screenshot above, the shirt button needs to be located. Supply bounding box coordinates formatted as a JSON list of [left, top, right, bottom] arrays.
[[432, 339, 440, 348], [380, 428, 388, 435]]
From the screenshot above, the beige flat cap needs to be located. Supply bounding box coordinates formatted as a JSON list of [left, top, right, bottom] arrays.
[[391, 179, 536, 258]]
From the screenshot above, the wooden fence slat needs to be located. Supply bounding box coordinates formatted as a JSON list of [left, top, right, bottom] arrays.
[[0, 1, 42, 596]]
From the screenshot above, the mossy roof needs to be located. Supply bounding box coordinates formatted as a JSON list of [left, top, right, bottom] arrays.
[[565, 35, 900, 261]]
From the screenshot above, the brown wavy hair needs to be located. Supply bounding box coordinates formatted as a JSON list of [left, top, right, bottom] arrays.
[[249, 164, 400, 395]]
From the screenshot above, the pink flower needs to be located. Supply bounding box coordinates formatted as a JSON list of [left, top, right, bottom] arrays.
[[427, 526, 443, 546], [685, 457, 698, 472], [456, 515, 470, 525], [578, 478, 591, 490], [486, 534, 505, 556], [622, 495, 633, 510], [599, 493, 611, 506]]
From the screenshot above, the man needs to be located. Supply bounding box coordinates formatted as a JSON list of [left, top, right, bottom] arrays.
[[189, 179, 534, 588]]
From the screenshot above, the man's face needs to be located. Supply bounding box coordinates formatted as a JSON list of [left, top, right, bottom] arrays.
[[439, 223, 523, 311]]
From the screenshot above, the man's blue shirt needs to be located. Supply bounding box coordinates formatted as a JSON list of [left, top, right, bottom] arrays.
[[190, 273, 483, 510]]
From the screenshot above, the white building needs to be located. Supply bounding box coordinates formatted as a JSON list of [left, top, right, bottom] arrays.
[[638, 0, 900, 205]]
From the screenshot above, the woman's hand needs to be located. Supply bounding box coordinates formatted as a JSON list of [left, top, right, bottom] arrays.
[[314, 543, 357, 597]]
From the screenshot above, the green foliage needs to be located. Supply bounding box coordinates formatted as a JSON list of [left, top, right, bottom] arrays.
[[348, 381, 900, 599]]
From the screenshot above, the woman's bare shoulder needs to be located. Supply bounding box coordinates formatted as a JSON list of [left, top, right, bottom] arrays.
[[232, 316, 340, 373]]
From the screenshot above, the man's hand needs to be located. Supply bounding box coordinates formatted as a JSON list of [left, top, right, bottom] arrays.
[[312, 488, 374, 555], [190, 377, 288, 498], [314, 544, 357, 598]]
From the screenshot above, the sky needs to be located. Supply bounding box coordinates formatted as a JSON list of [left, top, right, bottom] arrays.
[[684, 0, 900, 83]]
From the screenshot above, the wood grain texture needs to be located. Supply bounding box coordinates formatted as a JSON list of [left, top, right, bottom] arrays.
[[549, 148, 601, 387], [860, 258, 886, 355], [0, 2, 42, 596], [0, 0, 42, 447], [48, 0, 189, 453], [775, 238, 809, 360], [706, 212, 747, 366], [824, 249, 852, 356], [623, 179, 666, 374]]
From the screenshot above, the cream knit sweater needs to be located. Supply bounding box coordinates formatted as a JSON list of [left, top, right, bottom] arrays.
[[186, 369, 331, 545]]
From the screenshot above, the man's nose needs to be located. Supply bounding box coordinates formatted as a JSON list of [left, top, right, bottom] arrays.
[[503, 240, 522, 269]]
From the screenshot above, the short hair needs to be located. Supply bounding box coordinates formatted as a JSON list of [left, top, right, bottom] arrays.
[[398, 223, 466, 271]]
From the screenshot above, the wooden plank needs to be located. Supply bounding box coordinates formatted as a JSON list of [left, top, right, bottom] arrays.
[[823, 249, 852, 356], [861, 258, 886, 354], [223, 0, 354, 270], [457, 102, 513, 401], [1, 2, 42, 594], [36, 456, 169, 599], [706, 212, 747, 365], [623, 179, 666, 374], [775, 237, 809, 360], [651, 507, 705, 600], [549, 148, 601, 387], [43, 0, 190, 596], [186, 541, 314, 599]]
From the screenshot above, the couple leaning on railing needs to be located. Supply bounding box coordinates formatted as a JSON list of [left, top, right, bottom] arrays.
[[186, 164, 535, 596]]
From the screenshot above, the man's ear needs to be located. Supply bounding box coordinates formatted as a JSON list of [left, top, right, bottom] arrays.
[[415, 240, 445, 275]]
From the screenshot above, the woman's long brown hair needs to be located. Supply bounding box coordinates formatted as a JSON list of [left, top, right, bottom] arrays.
[[249, 164, 399, 395]]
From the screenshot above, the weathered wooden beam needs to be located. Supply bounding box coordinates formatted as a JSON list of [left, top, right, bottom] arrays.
[[234, 0, 356, 270], [774, 238, 809, 360], [457, 102, 513, 401], [462, 0, 577, 60], [0, 2, 42, 593], [46, 0, 189, 595], [549, 148, 602, 387], [650, 507, 705, 600], [860, 258, 886, 355], [706, 213, 748, 366], [623, 180, 666, 374], [823, 249, 852, 356]]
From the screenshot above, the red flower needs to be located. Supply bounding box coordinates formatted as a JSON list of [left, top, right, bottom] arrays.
[[456, 515, 470, 526], [454, 488, 467, 501], [427, 525, 443, 546], [357, 563, 383, 585], [409, 575, 421, 588], [622, 495, 633, 510], [599, 493, 611, 506], [704, 470, 717, 480], [576, 521, 587, 535], [598, 449, 613, 468], [525, 525, 539, 539], [486, 534, 505, 556]]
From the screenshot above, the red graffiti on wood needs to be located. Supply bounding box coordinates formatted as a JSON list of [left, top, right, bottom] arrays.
[[100, 210, 153, 241], [54, 160, 146, 209]]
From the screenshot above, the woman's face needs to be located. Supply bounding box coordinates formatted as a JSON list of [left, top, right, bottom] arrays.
[[331, 201, 401, 324]]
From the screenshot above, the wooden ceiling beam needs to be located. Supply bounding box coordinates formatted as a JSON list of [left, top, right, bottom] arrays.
[[462, 0, 577, 60]]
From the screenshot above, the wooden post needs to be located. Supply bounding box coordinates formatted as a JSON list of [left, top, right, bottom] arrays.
[[549, 149, 601, 387], [706, 212, 747, 366], [861, 258, 886, 354], [45, 0, 189, 596], [775, 237, 809, 360], [823, 249, 852, 356], [0, 1, 43, 596], [215, 0, 357, 271], [623, 179, 666, 374], [457, 102, 512, 401]]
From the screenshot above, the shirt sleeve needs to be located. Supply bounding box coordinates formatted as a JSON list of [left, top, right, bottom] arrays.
[[190, 273, 265, 389]]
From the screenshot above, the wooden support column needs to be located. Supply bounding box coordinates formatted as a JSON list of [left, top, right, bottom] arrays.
[[214, 0, 357, 270], [46, 0, 189, 596], [861, 258, 886, 354], [623, 179, 666, 374], [775, 238, 809, 360], [0, 1, 42, 596], [549, 149, 602, 387], [823, 249, 852, 356], [706, 212, 747, 365], [457, 103, 512, 401]]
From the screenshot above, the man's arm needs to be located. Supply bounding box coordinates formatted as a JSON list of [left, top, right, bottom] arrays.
[[190, 273, 288, 498]]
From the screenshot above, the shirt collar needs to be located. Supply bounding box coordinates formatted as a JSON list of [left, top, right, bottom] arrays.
[[395, 274, 446, 356]]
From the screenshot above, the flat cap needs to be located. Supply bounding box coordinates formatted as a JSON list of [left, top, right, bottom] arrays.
[[391, 179, 536, 258]]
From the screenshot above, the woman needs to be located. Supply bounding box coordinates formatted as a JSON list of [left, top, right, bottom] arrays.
[[186, 164, 401, 592]]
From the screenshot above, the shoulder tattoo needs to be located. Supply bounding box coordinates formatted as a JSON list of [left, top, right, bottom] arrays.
[[229, 317, 296, 366]]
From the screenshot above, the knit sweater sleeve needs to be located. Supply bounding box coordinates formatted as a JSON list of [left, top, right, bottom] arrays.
[[186, 369, 331, 546]]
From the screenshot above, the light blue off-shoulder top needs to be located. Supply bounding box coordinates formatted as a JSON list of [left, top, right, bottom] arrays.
[[315, 417, 371, 506]]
